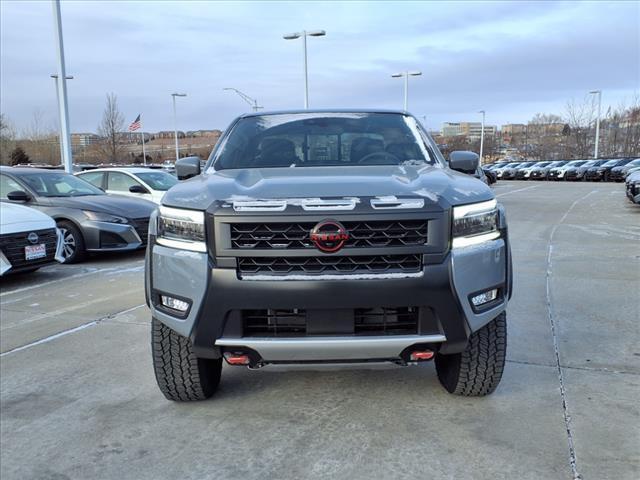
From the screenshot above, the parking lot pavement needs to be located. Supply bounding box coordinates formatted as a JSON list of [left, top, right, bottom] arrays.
[[1, 182, 638, 480]]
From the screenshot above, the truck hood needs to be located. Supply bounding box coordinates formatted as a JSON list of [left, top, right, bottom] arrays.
[[162, 165, 494, 210], [46, 194, 156, 219]]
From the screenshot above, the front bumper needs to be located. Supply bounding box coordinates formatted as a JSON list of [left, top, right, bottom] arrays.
[[81, 219, 147, 252], [146, 227, 512, 363], [626, 182, 640, 204]]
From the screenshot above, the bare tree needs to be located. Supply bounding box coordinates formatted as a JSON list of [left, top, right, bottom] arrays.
[[564, 97, 596, 159], [97, 93, 125, 163], [20, 110, 58, 163], [0, 114, 17, 165]]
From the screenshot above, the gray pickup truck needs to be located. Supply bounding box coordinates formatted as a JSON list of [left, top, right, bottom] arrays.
[[145, 110, 512, 401]]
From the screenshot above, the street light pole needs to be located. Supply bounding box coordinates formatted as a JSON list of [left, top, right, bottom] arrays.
[[479, 110, 486, 165], [283, 30, 326, 109], [391, 71, 422, 111], [223, 87, 262, 112], [51, 0, 73, 173], [589, 90, 602, 159], [171, 93, 187, 162], [50, 74, 73, 165]]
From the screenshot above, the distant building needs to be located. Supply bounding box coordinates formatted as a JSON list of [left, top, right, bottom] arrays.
[[441, 122, 496, 140], [501, 124, 526, 145], [71, 133, 100, 147]]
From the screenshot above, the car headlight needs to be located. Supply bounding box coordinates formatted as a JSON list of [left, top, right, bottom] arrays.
[[83, 210, 128, 224], [452, 199, 500, 248], [156, 206, 206, 252]]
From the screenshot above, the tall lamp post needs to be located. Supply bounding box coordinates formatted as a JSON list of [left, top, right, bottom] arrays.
[[50, 74, 73, 165], [223, 87, 263, 112], [51, 0, 73, 173], [478, 110, 486, 165], [589, 90, 602, 159], [171, 93, 187, 162], [283, 29, 326, 109], [391, 71, 422, 111]]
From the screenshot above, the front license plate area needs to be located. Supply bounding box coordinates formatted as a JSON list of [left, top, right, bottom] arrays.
[[25, 244, 46, 260]]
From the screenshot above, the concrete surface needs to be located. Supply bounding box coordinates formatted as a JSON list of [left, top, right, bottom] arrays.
[[1, 181, 638, 479]]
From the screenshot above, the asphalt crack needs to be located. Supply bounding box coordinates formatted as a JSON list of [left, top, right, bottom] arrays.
[[545, 189, 598, 480]]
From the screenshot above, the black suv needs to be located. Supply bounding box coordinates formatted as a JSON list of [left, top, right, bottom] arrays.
[[146, 110, 512, 401]]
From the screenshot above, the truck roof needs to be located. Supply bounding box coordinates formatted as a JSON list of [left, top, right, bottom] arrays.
[[238, 108, 410, 118]]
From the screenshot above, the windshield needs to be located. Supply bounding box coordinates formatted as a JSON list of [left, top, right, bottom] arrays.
[[626, 159, 640, 167], [534, 162, 551, 168], [136, 171, 179, 191], [211, 112, 435, 170], [602, 159, 619, 167], [19, 172, 104, 197], [566, 160, 586, 167]]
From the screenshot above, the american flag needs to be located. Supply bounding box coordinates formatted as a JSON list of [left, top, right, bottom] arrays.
[[128, 114, 142, 132]]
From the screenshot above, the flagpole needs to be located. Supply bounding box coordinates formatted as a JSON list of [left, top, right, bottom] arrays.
[[140, 114, 147, 165]]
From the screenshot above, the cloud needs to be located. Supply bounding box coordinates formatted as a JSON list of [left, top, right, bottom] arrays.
[[1, 0, 638, 133]]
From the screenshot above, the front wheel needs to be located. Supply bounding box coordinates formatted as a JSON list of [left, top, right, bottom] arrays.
[[57, 220, 86, 264], [435, 312, 507, 396], [151, 318, 222, 401]]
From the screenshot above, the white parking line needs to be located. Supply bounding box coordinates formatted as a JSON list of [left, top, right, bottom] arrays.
[[0, 263, 143, 296], [0, 303, 146, 357]]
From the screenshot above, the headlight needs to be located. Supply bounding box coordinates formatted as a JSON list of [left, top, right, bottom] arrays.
[[156, 206, 206, 252], [83, 210, 128, 224], [452, 199, 500, 248]]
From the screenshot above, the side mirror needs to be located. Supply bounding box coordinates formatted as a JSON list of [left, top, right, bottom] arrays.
[[175, 156, 201, 180], [449, 151, 480, 174], [7, 190, 31, 202], [129, 184, 149, 194]]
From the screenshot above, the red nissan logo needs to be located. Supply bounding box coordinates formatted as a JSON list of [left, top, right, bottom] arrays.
[[310, 220, 349, 253]]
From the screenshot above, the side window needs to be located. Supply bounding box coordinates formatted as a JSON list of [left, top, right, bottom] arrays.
[[107, 172, 140, 192], [78, 171, 104, 189], [0, 174, 27, 199]]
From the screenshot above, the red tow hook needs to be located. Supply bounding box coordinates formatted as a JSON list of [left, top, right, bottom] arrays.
[[224, 353, 250, 366], [410, 350, 435, 361]]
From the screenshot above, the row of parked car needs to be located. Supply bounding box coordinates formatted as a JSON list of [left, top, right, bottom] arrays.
[[485, 157, 640, 182], [0, 166, 179, 275]]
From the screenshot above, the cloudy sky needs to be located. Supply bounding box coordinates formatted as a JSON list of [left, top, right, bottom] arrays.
[[1, 0, 638, 134]]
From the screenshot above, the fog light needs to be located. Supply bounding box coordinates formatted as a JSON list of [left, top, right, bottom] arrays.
[[160, 295, 190, 312], [471, 289, 498, 307]]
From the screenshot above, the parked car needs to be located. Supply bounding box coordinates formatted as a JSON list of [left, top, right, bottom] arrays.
[[530, 161, 567, 180], [516, 161, 549, 180], [76, 167, 179, 205], [147, 109, 512, 401], [0, 167, 156, 263], [485, 162, 509, 171], [0, 202, 64, 275], [494, 162, 521, 179], [609, 158, 640, 182], [482, 167, 497, 184], [625, 170, 640, 204], [547, 160, 588, 181], [585, 158, 634, 182], [503, 161, 533, 180], [564, 159, 599, 181]]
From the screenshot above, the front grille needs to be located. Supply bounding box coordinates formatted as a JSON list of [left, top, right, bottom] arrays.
[[241, 307, 418, 337], [230, 220, 428, 250], [0, 228, 57, 270], [131, 217, 150, 245], [237, 254, 421, 277], [243, 309, 307, 337], [354, 307, 418, 335]]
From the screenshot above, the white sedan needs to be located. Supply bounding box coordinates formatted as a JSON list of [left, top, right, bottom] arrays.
[[75, 167, 178, 205], [0, 202, 64, 275]]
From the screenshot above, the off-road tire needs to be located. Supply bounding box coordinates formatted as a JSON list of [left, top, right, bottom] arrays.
[[435, 311, 507, 396], [57, 220, 86, 264], [151, 318, 222, 401]]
